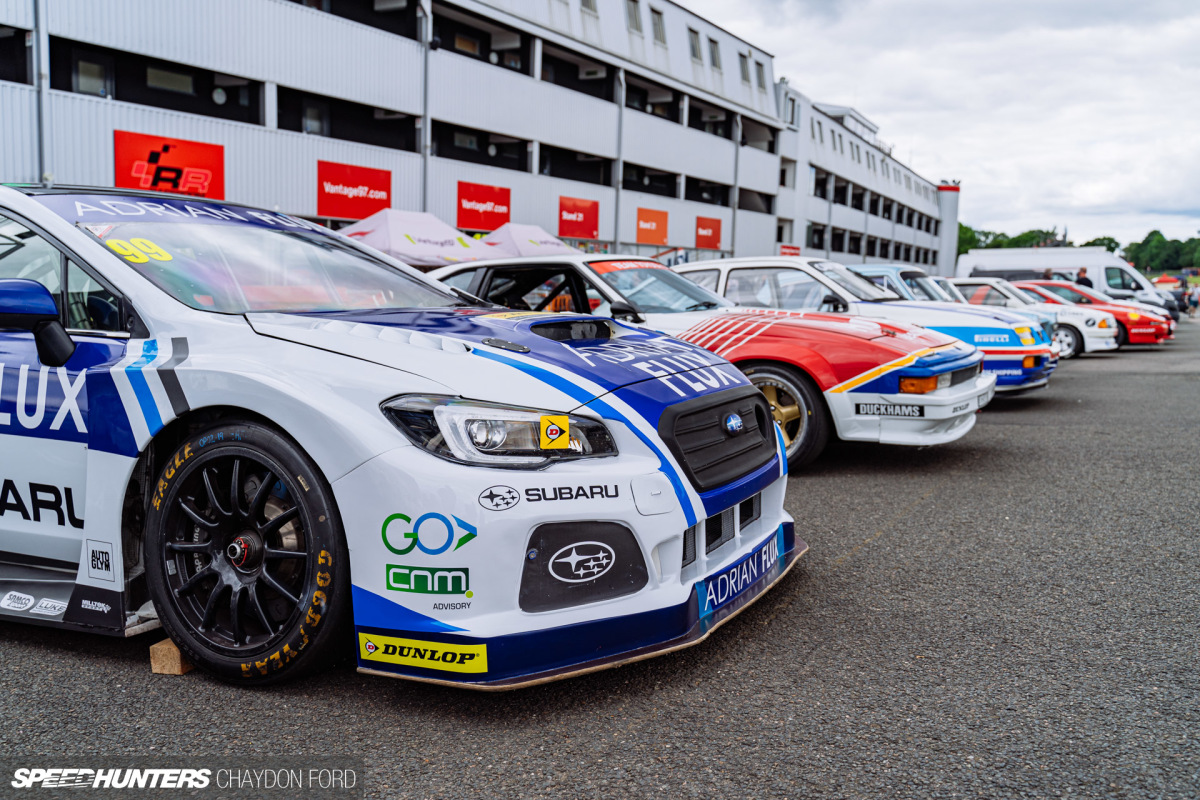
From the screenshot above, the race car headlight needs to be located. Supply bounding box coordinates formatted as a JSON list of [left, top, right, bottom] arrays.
[[899, 373, 950, 394], [382, 395, 617, 468], [1128, 312, 1141, 321], [1015, 326, 1036, 345]]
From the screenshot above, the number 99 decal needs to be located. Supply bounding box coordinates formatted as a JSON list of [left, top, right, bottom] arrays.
[[106, 238, 173, 263]]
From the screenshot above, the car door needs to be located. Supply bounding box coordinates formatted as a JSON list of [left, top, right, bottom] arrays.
[[0, 209, 130, 614]]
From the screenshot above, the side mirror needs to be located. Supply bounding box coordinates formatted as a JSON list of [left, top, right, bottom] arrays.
[[609, 300, 644, 324], [821, 294, 847, 313], [0, 279, 76, 367]]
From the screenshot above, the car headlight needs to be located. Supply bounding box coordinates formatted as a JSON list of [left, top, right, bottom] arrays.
[[900, 373, 950, 394], [1128, 312, 1141, 321], [1015, 326, 1036, 345], [382, 395, 617, 468]]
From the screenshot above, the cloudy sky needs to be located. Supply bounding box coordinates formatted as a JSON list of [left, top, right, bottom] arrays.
[[685, 0, 1200, 247]]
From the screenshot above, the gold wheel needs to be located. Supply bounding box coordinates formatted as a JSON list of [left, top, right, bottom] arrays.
[[753, 377, 808, 451]]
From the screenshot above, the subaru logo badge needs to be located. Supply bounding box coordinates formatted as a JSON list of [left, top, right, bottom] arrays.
[[724, 413, 744, 435]]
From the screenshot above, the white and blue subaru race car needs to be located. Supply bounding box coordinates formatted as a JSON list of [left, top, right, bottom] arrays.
[[0, 186, 799, 688]]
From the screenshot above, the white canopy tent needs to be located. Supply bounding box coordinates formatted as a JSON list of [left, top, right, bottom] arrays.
[[339, 209, 491, 269], [479, 223, 576, 258]]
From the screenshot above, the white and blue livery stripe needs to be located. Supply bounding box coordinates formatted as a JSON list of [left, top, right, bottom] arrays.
[[472, 347, 705, 527], [109, 338, 187, 450]]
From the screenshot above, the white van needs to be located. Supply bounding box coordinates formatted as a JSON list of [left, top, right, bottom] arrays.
[[955, 247, 1177, 317]]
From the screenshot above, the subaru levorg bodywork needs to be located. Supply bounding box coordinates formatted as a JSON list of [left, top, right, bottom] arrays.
[[678, 257, 1057, 394], [430, 255, 995, 468], [0, 186, 799, 689]]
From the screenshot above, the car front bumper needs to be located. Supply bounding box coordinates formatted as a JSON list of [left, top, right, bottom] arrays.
[[827, 371, 997, 446], [1081, 326, 1119, 352], [980, 347, 1057, 392], [333, 436, 796, 688]]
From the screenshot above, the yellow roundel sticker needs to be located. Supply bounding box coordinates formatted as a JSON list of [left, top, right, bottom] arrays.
[[540, 415, 570, 449]]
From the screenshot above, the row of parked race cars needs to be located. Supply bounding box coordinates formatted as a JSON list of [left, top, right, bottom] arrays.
[[0, 185, 1173, 690]]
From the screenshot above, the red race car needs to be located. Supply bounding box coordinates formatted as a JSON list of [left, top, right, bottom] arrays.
[[1015, 281, 1171, 347]]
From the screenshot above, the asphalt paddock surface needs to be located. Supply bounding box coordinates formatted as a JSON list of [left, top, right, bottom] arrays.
[[3, 327, 1199, 799]]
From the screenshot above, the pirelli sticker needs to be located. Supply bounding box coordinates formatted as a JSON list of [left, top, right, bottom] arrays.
[[358, 633, 487, 673], [855, 403, 924, 418]]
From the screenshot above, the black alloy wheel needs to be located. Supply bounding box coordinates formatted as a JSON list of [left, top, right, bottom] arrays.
[[145, 421, 349, 683]]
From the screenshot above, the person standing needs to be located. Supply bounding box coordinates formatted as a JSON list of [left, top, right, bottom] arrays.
[[1189, 283, 1199, 318], [1076, 268, 1094, 288]]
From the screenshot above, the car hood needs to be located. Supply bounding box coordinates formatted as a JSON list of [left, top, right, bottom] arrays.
[[245, 307, 749, 408], [853, 301, 1025, 330], [644, 307, 939, 344]]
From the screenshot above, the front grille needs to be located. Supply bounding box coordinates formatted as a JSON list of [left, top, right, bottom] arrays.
[[949, 363, 981, 387], [657, 385, 776, 492], [681, 492, 762, 569]]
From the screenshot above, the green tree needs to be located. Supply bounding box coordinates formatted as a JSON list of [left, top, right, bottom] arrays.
[[1082, 236, 1120, 252], [957, 222, 980, 256]]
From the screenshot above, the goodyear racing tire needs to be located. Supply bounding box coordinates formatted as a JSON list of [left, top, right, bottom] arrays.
[[1053, 325, 1081, 359], [144, 421, 350, 685], [742, 364, 830, 468]]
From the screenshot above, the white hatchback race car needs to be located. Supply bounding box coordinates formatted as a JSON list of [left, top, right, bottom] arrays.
[[0, 186, 799, 688]]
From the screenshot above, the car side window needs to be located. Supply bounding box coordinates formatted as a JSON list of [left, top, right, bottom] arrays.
[[480, 267, 588, 313], [66, 260, 121, 331], [684, 269, 719, 292], [0, 213, 63, 294], [724, 268, 777, 307], [440, 268, 478, 292], [1105, 267, 1135, 291]]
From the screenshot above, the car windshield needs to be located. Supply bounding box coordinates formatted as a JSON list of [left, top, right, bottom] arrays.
[[594, 262, 733, 313], [933, 278, 967, 303], [901, 272, 946, 301], [811, 261, 898, 301], [77, 220, 458, 313]]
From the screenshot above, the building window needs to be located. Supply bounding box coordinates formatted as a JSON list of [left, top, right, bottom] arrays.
[[688, 29, 702, 61], [787, 97, 796, 125], [817, 120, 823, 143], [539, 144, 612, 186], [302, 98, 329, 135], [709, 38, 721, 70], [541, 46, 614, 102], [648, 9, 667, 43], [279, 87, 416, 151], [453, 32, 480, 56], [581, 0, 597, 11], [432, 121, 528, 172], [651, 9, 667, 43], [685, 177, 730, 206], [0, 26, 30, 85], [808, 223, 825, 250], [623, 162, 677, 198], [146, 66, 194, 95], [738, 53, 750, 83], [737, 189, 774, 214], [626, 0, 643, 33], [687, 97, 731, 139], [53, 38, 262, 123], [625, 75, 679, 122], [71, 50, 113, 98], [286, 0, 418, 39], [754, 60, 766, 90]]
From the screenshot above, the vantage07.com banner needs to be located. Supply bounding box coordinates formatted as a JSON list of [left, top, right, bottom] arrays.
[[2, 758, 365, 798]]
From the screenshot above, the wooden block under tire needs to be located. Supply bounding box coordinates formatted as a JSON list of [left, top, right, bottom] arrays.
[[150, 638, 194, 676]]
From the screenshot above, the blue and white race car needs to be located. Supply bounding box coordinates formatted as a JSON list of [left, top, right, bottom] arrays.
[[0, 186, 799, 688]]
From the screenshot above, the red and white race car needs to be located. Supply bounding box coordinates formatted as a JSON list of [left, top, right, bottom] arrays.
[[1015, 281, 1172, 346], [431, 256, 996, 467]]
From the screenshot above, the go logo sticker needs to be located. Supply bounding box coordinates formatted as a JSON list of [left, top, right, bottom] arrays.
[[382, 513, 478, 556]]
